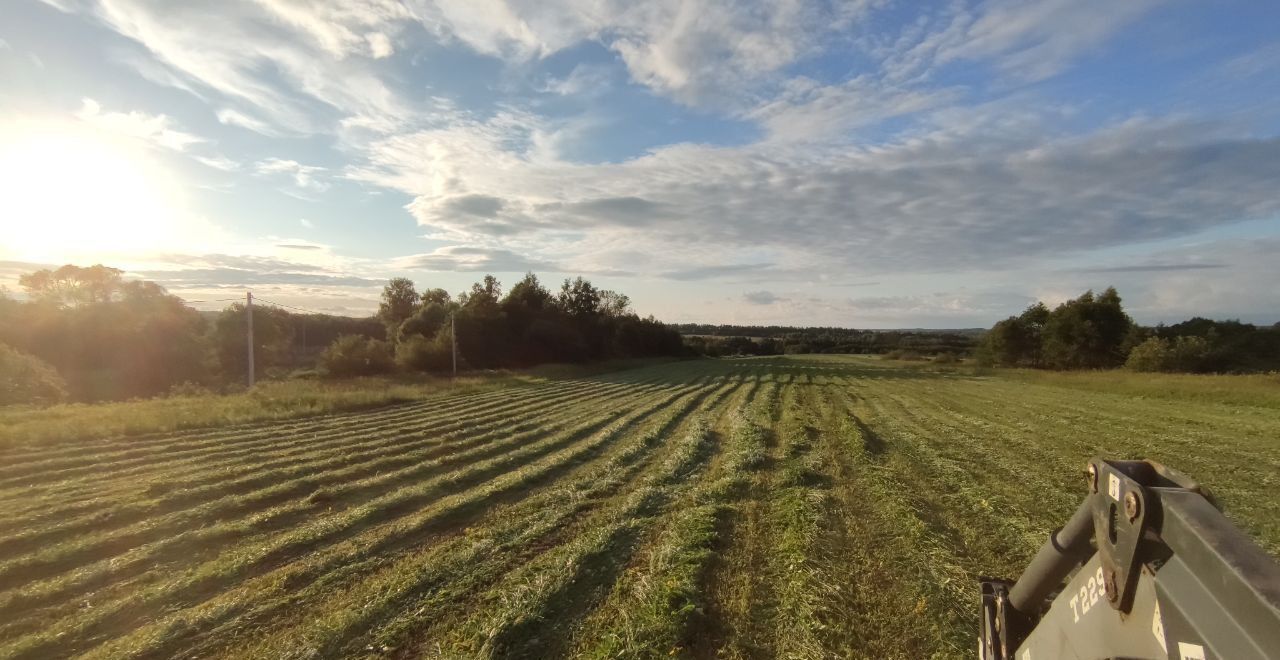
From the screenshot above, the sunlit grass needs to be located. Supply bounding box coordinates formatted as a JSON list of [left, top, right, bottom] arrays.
[[0, 358, 677, 448]]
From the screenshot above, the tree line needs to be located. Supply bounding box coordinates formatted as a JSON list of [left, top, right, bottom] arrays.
[[321, 273, 684, 377], [674, 324, 980, 357], [0, 265, 683, 404], [977, 287, 1280, 372]]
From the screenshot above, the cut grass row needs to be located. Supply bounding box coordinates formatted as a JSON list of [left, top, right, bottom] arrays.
[[0, 381, 704, 653], [81, 379, 743, 660], [0, 375, 680, 553], [0, 373, 727, 654]]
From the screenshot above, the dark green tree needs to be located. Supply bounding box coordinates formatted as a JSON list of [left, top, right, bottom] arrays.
[[377, 277, 420, 337], [1042, 287, 1134, 369]]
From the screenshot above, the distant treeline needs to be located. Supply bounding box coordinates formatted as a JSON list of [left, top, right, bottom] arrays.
[[0, 264, 684, 404], [325, 273, 684, 378], [674, 324, 981, 357], [977, 287, 1280, 373]]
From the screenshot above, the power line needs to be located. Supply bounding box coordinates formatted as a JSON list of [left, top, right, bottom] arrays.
[[253, 296, 328, 316]]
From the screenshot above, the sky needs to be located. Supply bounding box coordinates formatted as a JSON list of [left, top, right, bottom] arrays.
[[1, 0, 1278, 328]]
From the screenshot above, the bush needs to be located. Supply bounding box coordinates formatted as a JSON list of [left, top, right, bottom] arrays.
[[1125, 336, 1211, 373], [395, 333, 455, 372], [932, 352, 960, 364], [0, 342, 68, 405], [318, 335, 394, 377]]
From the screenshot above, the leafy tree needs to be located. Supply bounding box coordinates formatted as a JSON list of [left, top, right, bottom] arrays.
[[318, 335, 394, 377], [466, 275, 503, 309], [1126, 336, 1211, 372], [397, 301, 451, 344], [599, 290, 631, 317], [420, 287, 451, 306], [557, 277, 601, 318], [214, 303, 294, 379], [0, 342, 67, 405], [455, 276, 509, 368], [395, 333, 455, 372], [19, 264, 126, 306], [378, 277, 420, 336], [979, 303, 1049, 367], [2, 265, 207, 400], [1041, 287, 1134, 369]]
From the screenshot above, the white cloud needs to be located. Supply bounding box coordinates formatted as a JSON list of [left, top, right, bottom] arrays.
[[874, 0, 1160, 84], [255, 157, 329, 192], [394, 245, 553, 272], [366, 31, 394, 58], [75, 97, 204, 151], [193, 154, 240, 171], [216, 108, 276, 135], [55, 0, 413, 134], [356, 109, 1280, 281]]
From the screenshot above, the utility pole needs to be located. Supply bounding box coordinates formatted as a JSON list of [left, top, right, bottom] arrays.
[[451, 313, 457, 380], [246, 291, 255, 388]]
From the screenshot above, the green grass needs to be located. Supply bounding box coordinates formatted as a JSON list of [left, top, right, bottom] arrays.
[[0, 358, 679, 448], [0, 355, 1276, 659]]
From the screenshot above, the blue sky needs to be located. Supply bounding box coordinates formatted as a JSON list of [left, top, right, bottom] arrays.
[[1, 0, 1277, 327]]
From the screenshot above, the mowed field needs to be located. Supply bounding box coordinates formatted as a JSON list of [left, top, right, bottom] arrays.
[[1, 356, 1278, 659]]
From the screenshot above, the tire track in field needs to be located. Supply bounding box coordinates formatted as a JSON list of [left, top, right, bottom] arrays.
[[573, 377, 776, 659], [691, 380, 783, 660]]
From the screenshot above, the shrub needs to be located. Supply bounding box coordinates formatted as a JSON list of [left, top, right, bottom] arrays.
[[395, 333, 455, 372], [1126, 336, 1211, 373], [318, 335, 394, 377], [932, 352, 960, 364], [0, 342, 68, 405]]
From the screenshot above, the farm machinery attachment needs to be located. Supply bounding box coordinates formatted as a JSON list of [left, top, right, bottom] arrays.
[[979, 458, 1280, 659]]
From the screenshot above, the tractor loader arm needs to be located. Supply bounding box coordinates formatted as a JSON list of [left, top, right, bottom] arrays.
[[980, 458, 1280, 660]]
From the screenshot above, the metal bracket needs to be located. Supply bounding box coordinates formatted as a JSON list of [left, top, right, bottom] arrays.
[[1089, 460, 1151, 613]]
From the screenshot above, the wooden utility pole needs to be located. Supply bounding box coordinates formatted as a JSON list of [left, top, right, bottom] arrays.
[[451, 313, 457, 379], [246, 291, 255, 388]]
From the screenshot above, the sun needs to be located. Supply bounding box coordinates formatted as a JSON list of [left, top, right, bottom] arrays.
[[0, 124, 190, 262]]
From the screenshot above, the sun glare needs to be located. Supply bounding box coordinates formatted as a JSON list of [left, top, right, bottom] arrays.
[[0, 125, 189, 261]]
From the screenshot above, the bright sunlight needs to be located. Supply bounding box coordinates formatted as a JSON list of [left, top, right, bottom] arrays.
[[0, 123, 188, 261]]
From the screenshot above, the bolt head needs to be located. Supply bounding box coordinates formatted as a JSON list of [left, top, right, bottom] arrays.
[[1086, 463, 1098, 493], [1124, 490, 1141, 521]]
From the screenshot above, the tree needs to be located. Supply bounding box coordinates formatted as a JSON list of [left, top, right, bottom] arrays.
[[19, 264, 125, 306], [378, 278, 420, 337], [214, 303, 294, 379], [455, 275, 509, 368], [0, 342, 67, 405], [1126, 336, 1211, 373], [466, 275, 502, 309], [395, 333, 455, 372], [420, 287, 451, 306], [979, 303, 1049, 367], [557, 277, 600, 318], [599, 290, 631, 317], [1041, 287, 1134, 369], [319, 335, 394, 377], [397, 301, 450, 343]]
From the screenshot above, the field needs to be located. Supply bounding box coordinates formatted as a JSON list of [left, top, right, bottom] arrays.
[[1, 356, 1277, 659]]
